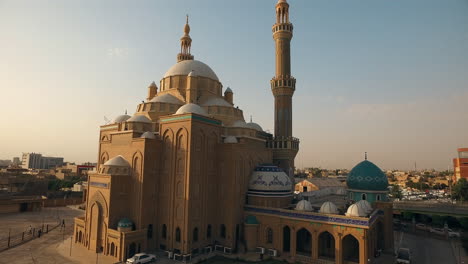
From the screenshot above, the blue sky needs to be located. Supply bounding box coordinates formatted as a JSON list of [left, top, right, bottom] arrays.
[[0, 0, 467, 170]]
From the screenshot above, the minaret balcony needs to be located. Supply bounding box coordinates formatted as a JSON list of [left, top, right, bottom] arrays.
[[266, 136, 300, 150], [272, 23, 293, 34], [270, 76, 296, 90]]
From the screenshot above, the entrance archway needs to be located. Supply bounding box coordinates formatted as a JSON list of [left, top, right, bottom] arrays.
[[283, 226, 291, 252], [343, 235, 359, 263], [318, 231, 335, 260], [296, 228, 312, 256], [128, 242, 136, 258]]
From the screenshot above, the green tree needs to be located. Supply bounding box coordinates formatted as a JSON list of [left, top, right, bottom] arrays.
[[390, 184, 402, 199], [452, 178, 468, 201]]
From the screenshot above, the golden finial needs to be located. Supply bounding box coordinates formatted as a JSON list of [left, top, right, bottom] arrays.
[[184, 14, 190, 35]]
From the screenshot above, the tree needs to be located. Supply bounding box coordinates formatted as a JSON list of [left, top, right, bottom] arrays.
[[390, 184, 402, 199], [452, 178, 468, 201]]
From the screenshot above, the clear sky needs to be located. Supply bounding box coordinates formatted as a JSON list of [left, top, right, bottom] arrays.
[[1, 0, 467, 170]]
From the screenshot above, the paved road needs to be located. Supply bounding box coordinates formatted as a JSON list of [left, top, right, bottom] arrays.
[[396, 231, 456, 264]]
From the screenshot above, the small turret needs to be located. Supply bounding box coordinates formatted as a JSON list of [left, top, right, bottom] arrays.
[[177, 15, 194, 62], [147, 81, 158, 101], [224, 87, 233, 105]]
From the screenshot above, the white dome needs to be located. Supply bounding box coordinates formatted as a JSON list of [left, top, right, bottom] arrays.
[[104, 155, 130, 167], [140, 131, 156, 139], [175, 103, 208, 116], [231, 120, 248, 128], [319, 201, 339, 214], [345, 203, 366, 217], [246, 122, 263, 131], [164, 60, 219, 81], [127, 115, 152, 123], [295, 200, 313, 211], [356, 200, 372, 213], [201, 97, 232, 107], [113, 114, 131, 123], [247, 164, 292, 197], [150, 93, 184, 105], [224, 136, 238, 143]]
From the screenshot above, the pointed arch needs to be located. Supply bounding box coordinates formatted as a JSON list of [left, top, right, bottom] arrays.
[[89, 191, 108, 217], [100, 152, 109, 165]]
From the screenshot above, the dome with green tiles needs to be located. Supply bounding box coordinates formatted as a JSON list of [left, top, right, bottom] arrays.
[[117, 218, 133, 228], [347, 160, 388, 191]]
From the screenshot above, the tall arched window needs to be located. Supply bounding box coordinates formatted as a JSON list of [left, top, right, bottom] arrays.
[[376, 194, 381, 201], [193, 228, 198, 242], [220, 224, 226, 239], [361, 193, 367, 200], [147, 224, 153, 239], [266, 228, 273, 244], [162, 224, 167, 239], [207, 224, 212, 238], [176, 227, 181, 242]]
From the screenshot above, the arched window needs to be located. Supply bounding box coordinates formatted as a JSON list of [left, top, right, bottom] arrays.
[[207, 224, 212, 238], [162, 224, 167, 239], [193, 228, 198, 242], [220, 224, 226, 239], [266, 228, 273, 244], [176, 227, 181, 242], [361, 193, 367, 200], [376, 194, 381, 201], [147, 224, 153, 239]]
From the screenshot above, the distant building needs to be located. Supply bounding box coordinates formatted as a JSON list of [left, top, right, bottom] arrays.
[[454, 148, 468, 181], [12, 157, 20, 166], [21, 152, 63, 169], [295, 178, 344, 193]]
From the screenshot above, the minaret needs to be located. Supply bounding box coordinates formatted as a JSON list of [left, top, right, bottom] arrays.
[[177, 15, 194, 62], [270, 0, 299, 181]]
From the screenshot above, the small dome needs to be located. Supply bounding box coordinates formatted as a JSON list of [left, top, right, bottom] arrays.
[[224, 136, 238, 143], [201, 97, 232, 107], [225, 87, 233, 93], [245, 215, 259, 225], [117, 218, 133, 228], [319, 201, 339, 214], [231, 120, 248, 128], [175, 103, 208, 116], [347, 160, 388, 191], [295, 200, 313, 211], [164, 60, 219, 81], [150, 93, 184, 105], [104, 155, 130, 167], [346, 203, 366, 217], [113, 114, 131, 123], [247, 164, 292, 197], [127, 115, 152, 123], [336, 188, 347, 195], [140, 131, 156, 139], [246, 122, 263, 131], [356, 200, 372, 213]]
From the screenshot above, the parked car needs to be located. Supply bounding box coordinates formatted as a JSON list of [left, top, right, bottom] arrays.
[[429, 227, 445, 235], [126, 253, 156, 264], [396, 248, 411, 264], [415, 223, 426, 231], [448, 229, 461, 238]]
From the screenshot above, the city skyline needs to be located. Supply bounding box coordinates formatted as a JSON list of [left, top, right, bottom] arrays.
[[1, 0, 467, 170]]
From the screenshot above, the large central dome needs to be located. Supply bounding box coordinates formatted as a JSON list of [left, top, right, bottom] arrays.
[[164, 60, 219, 81]]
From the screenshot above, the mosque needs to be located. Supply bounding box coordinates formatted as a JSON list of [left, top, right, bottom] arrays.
[[74, 1, 394, 263]]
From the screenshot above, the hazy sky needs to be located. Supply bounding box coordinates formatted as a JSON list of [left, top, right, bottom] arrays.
[[1, 0, 467, 170]]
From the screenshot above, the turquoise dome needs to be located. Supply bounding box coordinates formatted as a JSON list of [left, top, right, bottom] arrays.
[[347, 160, 388, 191], [117, 218, 133, 228]]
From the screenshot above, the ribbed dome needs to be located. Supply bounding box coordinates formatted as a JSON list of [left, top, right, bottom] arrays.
[[164, 60, 219, 81], [175, 103, 208, 116], [224, 136, 238, 143], [127, 115, 152, 123], [356, 199, 372, 213], [150, 93, 184, 104], [247, 164, 292, 197], [113, 114, 131, 123], [346, 203, 366, 217], [295, 200, 313, 211], [246, 122, 263, 131], [201, 97, 232, 107], [319, 201, 339, 214], [140, 131, 156, 139], [117, 218, 133, 228], [347, 160, 388, 191], [104, 155, 130, 167]]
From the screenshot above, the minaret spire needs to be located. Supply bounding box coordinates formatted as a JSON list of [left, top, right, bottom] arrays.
[[177, 15, 194, 62]]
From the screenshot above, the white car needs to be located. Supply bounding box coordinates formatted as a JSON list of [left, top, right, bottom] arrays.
[[448, 229, 461, 238], [396, 248, 411, 264], [126, 253, 156, 264], [429, 227, 445, 235]]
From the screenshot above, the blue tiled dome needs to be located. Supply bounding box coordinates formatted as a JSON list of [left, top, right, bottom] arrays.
[[117, 218, 133, 228], [347, 160, 388, 191]]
